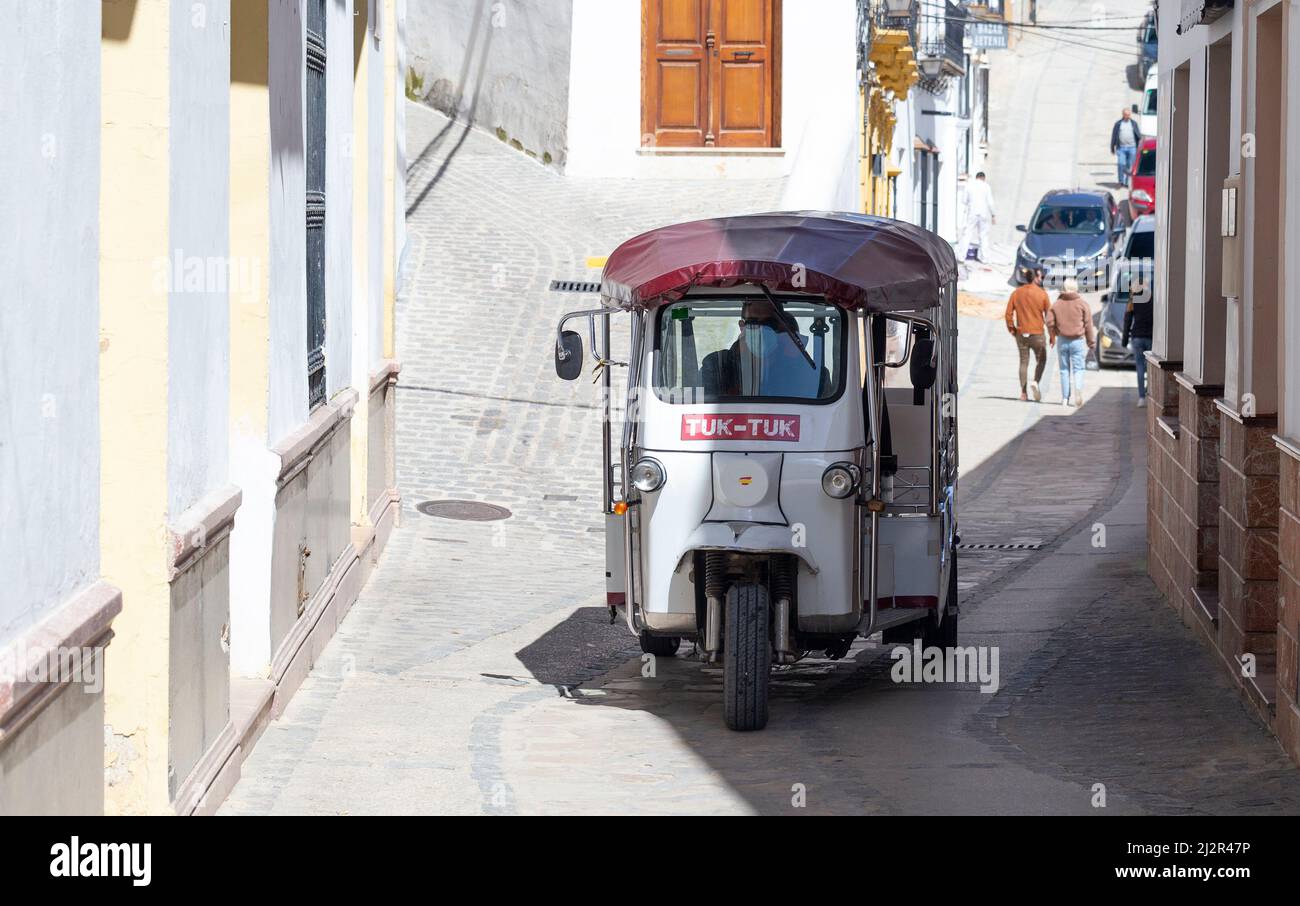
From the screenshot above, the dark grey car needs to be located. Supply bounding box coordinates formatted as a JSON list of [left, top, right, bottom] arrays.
[[1014, 189, 1126, 291]]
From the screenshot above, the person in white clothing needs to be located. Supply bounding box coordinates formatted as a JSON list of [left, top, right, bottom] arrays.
[[958, 172, 996, 264]]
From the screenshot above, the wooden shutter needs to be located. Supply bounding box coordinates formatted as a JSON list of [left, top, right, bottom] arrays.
[[711, 0, 776, 147], [642, 0, 779, 149]]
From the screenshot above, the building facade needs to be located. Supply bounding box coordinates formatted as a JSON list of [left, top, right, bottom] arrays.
[[409, 0, 863, 209], [1, 0, 406, 816], [410, 0, 992, 230], [860, 0, 991, 240], [1147, 0, 1300, 766]]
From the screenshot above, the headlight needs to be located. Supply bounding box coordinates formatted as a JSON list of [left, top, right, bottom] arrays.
[[1132, 189, 1153, 203], [631, 457, 666, 493], [1018, 243, 1036, 262], [821, 462, 861, 499]]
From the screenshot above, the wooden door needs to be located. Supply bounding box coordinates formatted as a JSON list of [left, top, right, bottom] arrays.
[[642, 0, 779, 148]]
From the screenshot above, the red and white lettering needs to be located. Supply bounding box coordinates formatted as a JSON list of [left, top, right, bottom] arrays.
[[681, 414, 800, 441]]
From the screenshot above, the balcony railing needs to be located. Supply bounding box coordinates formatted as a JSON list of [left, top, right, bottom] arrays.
[[918, 0, 966, 79], [873, 0, 919, 48]]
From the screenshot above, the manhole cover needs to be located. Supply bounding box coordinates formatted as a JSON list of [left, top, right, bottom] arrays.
[[415, 500, 513, 522]]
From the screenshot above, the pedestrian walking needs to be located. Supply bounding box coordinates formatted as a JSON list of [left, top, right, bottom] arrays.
[[957, 172, 996, 263], [1122, 294, 1154, 408], [1110, 108, 1143, 187], [1005, 266, 1051, 402], [1048, 278, 1096, 407]]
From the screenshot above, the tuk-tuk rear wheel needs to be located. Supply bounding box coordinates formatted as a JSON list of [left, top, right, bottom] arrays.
[[724, 583, 771, 731], [923, 548, 959, 649], [638, 632, 681, 657]]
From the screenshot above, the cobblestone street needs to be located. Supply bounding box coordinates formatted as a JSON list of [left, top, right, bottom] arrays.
[[218, 94, 1300, 815]]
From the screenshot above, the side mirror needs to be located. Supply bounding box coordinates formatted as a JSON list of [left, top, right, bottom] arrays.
[[555, 330, 584, 381], [909, 336, 937, 392], [1132, 103, 1140, 114], [1015, 224, 1027, 233]]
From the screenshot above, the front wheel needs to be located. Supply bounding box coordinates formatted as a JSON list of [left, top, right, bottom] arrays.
[[724, 583, 771, 731]]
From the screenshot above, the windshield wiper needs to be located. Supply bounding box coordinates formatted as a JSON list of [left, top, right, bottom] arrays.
[[756, 285, 817, 370]]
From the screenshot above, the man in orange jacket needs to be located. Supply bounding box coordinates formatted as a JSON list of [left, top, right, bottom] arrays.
[[1005, 267, 1052, 401]]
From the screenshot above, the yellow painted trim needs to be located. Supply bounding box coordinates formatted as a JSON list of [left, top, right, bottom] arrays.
[[100, 0, 172, 816]]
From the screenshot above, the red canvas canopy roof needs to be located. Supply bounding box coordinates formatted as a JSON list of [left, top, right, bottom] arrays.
[[600, 212, 958, 313]]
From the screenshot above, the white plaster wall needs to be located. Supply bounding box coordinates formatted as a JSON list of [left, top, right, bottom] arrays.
[[268, 0, 309, 445], [0, 3, 102, 646], [565, 0, 640, 178], [407, 0, 573, 166], [168, 0, 232, 518], [1180, 51, 1208, 383], [913, 79, 961, 241], [326, 0, 354, 398], [777, 0, 860, 211], [893, 96, 919, 223], [395, 0, 409, 294], [1155, 5, 1237, 365], [567, 0, 859, 197]]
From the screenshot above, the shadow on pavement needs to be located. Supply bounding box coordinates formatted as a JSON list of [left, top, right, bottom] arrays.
[[504, 389, 1159, 811], [511, 387, 1300, 814]]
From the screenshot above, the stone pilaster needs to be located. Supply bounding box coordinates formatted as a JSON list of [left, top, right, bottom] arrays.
[[1275, 438, 1300, 765], [1174, 375, 1224, 638], [1216, 401, 1279, 705], [1144, 355, 1184, 617]]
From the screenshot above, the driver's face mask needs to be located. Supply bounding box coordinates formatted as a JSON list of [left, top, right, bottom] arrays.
[[742, 320, 775, 353]]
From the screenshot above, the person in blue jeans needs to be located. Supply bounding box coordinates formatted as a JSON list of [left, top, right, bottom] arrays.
[[1048, 278, 1096, 407], [1123, 295, 1155, 407], [1110, 108, 1143, 187]]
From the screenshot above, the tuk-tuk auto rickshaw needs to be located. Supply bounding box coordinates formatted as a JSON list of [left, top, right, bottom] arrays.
[[555, 213, 960, 730]]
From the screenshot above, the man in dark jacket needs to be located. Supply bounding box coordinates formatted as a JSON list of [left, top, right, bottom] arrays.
[[1122, 296, 1154, 407], [1111, 109, 1143, 187]]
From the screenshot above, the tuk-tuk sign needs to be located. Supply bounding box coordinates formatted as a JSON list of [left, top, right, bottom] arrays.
[[681, 414, 801, 441], [968, 21, 1008, 50]]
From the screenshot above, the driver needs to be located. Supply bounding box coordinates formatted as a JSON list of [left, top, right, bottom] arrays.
[[701, 298, 828, 399], [1037, 208, 1067, 232]]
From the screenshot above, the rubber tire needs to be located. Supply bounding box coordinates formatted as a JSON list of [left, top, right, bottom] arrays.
[[638, 633, 681, 657], [724, 583, 771, 731]]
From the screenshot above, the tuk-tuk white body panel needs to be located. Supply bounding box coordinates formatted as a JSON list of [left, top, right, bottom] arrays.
[[872, 517, 943, 604], [631, 448, 862, 633]]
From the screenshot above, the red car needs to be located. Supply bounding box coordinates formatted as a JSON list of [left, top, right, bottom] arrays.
[[1128, 137, 1157, 221]]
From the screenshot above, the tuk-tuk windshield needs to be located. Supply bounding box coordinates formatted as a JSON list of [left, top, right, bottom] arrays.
[[653, 297, 844, 404]]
